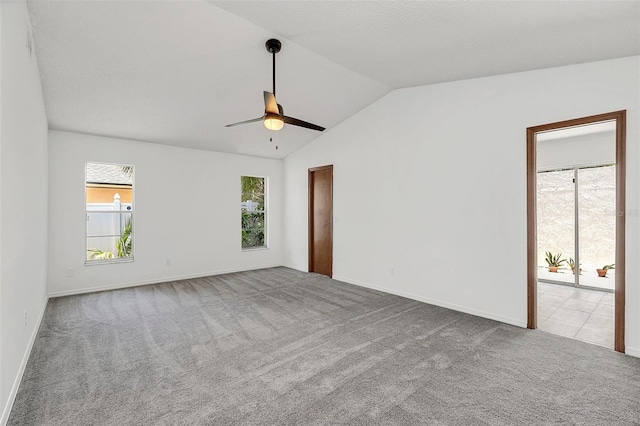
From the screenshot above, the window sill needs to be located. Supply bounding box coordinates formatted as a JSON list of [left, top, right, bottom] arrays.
[[85, 257, 135, 266], [242, 247, 269, 252]]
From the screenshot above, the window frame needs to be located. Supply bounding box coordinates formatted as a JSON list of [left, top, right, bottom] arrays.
[[85, 162, 135, 265], [241, 175, 268, 251]]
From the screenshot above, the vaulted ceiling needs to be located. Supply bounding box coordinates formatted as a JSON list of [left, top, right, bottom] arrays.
[[27, 1, 640, 159]]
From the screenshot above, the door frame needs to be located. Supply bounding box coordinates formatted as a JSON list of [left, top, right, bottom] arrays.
[[527, 110, 626, 352], [308, 165, 333, 277]]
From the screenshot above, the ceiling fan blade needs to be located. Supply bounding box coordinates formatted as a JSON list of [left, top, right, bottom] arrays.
[[225, 117, 264, 128], [264, 91, 279, 115], [283, 116, 325, 132]]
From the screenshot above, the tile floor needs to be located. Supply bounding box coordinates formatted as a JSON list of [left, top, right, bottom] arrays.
[[537, 282, 614, 348]]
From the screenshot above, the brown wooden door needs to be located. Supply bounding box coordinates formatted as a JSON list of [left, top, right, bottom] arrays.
[[309, 165, 333, 277]]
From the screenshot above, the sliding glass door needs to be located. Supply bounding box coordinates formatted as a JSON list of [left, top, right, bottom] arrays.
[[537, 164, 615, 292], [538, 169, 575, 286], [576, 165, 616, 290]]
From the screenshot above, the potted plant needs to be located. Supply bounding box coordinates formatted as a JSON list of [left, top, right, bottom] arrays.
[[596, 264, 614, 277], [567, 257, 582, 275], [544, 251, 566, 272]]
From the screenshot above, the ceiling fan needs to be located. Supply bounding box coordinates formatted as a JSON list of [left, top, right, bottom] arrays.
[[225, 39, 325, 132]]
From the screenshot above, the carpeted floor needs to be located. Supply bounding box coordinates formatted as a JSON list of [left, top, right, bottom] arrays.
[[8, 267, 640, 425]]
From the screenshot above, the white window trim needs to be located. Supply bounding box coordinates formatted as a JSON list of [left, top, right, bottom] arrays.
[[85, 162, 135, 264], [241, 175, 268, 251]]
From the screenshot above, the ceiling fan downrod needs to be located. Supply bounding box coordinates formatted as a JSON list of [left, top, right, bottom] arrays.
[[265, 39, 281, 96]]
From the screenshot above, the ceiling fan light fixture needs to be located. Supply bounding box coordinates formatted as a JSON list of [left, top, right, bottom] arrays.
[[264, 113, 284, 131]]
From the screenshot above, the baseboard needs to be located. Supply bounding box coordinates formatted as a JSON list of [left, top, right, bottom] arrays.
[[333, 275, 527, 328], [48, 264, 282, 298], [625, 346, 640, 358], [1, 296, 48, 426], [283, 263, 306, 273]]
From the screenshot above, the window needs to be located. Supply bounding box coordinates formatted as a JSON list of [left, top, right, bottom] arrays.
[[241, 176, 266, 249], [85, 163, 134, 262]]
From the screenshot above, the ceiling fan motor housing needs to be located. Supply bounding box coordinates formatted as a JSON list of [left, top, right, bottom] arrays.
[[265, 39, 282, 54]]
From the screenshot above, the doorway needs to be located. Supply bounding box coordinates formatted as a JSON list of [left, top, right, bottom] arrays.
[[308, 165, 333, 277], [527, 111, 626, 352]]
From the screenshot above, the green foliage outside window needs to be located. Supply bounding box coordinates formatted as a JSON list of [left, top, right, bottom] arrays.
[[88, 219, 132, 260], [241, 176, 266, 249]]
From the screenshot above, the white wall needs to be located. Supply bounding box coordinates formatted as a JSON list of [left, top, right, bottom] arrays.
[[537, 130, 615, 171], [0, 1, 49, 423], [48, 131, 283, 296], [283, 56, 640, 356]]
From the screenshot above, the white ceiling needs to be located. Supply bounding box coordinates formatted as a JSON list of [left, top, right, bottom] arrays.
[[27, 0, 640, 159]]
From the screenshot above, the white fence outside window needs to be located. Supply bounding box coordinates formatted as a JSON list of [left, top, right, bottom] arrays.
[[86, 193, 133, 259]]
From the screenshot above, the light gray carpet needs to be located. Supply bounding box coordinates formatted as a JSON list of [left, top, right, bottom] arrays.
[[8, 267, 640, 425]]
